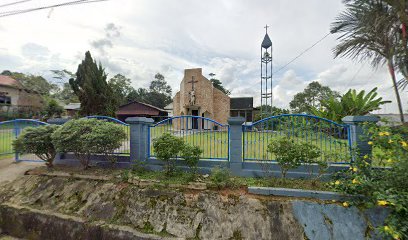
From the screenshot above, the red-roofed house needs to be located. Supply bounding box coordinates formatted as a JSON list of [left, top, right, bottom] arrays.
[[0, 75, 44, 117], [116, 101, 168, 122]]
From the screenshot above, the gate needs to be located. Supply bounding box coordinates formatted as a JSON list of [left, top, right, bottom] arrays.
[[0, 119, 48, 162], [148, 116, 230, 160], [242, 114, 352, 163]]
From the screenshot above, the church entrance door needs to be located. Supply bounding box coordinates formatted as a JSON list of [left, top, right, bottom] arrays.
[[192, 110, 199, 129]]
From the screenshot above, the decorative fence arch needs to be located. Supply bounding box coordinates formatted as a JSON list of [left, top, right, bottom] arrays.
[[85, 116, 130, 155], [148, 115, 230, 160], [242, 114, 352, 163], [0, 119, 48, 162]]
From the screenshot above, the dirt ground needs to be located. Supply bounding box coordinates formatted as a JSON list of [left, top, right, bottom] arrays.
[[0, 158, 41, 184]]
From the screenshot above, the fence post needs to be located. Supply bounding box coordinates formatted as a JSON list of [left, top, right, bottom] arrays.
[[342, 116, 380, 159], [126, 117, 154, 163], [228, 117, 245, 175]]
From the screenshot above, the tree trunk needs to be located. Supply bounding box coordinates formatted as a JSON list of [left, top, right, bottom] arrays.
[[387, 59, 405, 123]]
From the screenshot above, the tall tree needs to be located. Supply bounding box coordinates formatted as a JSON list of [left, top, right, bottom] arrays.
[[2, 71, 57, 96], [208, 73, 231, 95], [69, 51, 116, 116], [289, 81, 340, 113], [146, 73, 172, 109], [332, 1, 405, 122], [127, 88, 149, 103], [108, 74, 135, 106]]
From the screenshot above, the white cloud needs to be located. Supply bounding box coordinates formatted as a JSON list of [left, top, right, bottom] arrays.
[[0, 0, 406, 114]]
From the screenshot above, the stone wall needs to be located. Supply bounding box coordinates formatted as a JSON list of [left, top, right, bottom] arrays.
[[0, 175, 387, 240]]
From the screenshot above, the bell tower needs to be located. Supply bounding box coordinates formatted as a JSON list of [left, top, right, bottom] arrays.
[[260, 25, 273, 118]]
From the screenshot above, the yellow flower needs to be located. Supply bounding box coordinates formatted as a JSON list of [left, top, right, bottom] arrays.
[[342, 202, 349, 207], [335, 180, 341, 185], [384, 226, 391, 233], [331, 200, 336, 203], [392, 233, 400, 240], [352, 178, 359, 184], [384, 132, 390, 136], [388, 139, 394, 144], [377, 200, 388, 206], [379, 132, 384, 136], [387, 159, 393, 164], [352, 167, 358, 172], [363, 155, 369, 159], [401, 141, 408, 147], [368, 141, 373, 145]]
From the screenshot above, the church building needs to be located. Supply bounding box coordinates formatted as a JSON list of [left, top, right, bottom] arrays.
[[173, 68, 230, 129]]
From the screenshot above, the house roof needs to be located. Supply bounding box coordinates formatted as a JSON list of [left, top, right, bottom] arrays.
[[230, 97, 253, 110], [0, 75, 24, 89], [64, 103, 81, 110], [119, 101, 166, 112]]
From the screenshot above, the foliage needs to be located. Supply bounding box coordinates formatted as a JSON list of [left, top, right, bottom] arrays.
[[267, 138, 322, 179], [310, 88, 390, 123], [289, 81, 340, 113], [209, 167, 235, 189], [332, 124, 408, 239], [126, 73, 173, 109], [332, 0, 405, 122], [69, 51, 116, 116], [209, 73, 231, 95], [180, 144, 203, 176], [43, 98, 64, 119], [254, 105, 290, 121], [13, 125, 60, 167], [299, 143, 325, 179], [53, 83, 78, 104], [2, 70, 58, 96], [52, 118, 126, 169], [152, 133, 185, 176], [108, 74, 135, 106]]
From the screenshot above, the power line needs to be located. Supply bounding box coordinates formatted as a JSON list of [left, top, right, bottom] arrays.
[[344, 63, 365, 89], [0, 0, 32, 8], [0, 0, 108, 18], [273, 32, 331, 74]]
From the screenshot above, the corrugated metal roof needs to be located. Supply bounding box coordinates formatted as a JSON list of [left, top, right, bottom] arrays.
[[64, 103, 81, 110]]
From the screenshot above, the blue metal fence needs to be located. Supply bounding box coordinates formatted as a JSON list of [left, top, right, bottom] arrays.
[[243, 114, 352, 164], [148, 116, 230, 160], [85, 116, 130, 155], [0, 119, 48, 162]]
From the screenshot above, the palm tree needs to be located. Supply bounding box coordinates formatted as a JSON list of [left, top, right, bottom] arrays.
[[332, 1, 405, 122]]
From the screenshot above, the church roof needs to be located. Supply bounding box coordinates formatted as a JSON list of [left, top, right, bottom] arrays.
[[230, 97, 253, 110], [261, 33, 272, 49]]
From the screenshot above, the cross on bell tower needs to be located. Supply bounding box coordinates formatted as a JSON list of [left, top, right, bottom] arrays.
[[260, 24, 273, 118]]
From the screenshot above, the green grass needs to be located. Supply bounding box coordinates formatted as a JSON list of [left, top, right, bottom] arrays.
[[0, 129, 14, 156], [149, 128, 351, 163]]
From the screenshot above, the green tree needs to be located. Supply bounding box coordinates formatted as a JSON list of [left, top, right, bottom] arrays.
[[310, 88, 391, 123], [2, 71, 57, 96], [146, 73, 172, 109], [332, 0, 405, 122], [289, 81, 340, 113], [209, 73, 231, 95], [43, 98, 64, 118], [13, 125, 60, 168], [254, 105, 290, 121], [69, 51, 116, 116], [53, 83, 78, 104], [127, 88, 149, 103], [108, 74, 135, 106]]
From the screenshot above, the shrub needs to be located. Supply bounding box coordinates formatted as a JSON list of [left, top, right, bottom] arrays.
[[181, 144, 203, 176], [13, 125, 60, 167], [332, 124, 408, 239], [152, 133, 185, 176], [299, 142, 323, 179], [267, 138, 303, 179], [209, 167, 235, 189], [52, 118, 126, 169]]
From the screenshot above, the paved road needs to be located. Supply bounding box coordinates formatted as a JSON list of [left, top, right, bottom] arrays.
[[0, 158, 41, 184]]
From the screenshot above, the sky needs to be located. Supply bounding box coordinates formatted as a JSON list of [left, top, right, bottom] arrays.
[[0, 0, 407, 114]]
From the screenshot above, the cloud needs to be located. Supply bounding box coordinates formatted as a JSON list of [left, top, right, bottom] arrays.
[[21, 43, 50, 61], [91, 23, 121, 54]]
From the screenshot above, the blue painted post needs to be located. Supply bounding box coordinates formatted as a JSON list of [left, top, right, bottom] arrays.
[[126, 117, 154, 163], [342, 116, 380, 160], [228, 117, 245, 175]]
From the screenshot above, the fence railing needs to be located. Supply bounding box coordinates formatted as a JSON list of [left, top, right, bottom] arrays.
[[242, 114, 352, 164], [85, 116, 130, 155], [0, 119, 48, 161], [148, 115, 230, 160]]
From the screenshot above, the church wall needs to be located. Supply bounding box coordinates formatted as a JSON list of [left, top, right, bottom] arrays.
[[213, 88, 230, 125]]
